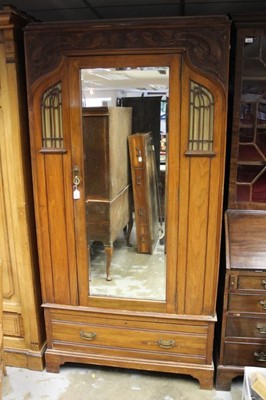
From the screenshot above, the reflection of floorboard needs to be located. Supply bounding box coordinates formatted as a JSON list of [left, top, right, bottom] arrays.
[[89, 226, 166, 301]]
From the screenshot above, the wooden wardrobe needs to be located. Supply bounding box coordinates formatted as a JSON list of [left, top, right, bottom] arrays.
[[0, 6, 45, 370], [24, 16, 230, 389]]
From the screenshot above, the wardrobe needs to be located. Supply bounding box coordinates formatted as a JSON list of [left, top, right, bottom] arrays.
[[24, 16, 230, 388], [0, 5, 45, 370]]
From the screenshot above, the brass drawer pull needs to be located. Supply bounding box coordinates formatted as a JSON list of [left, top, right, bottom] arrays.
[[157, 338, 175, 349], [254, 351, 266, 362], [80, 330, 96, 341], [260, 300, 266, 310], [257, 323, 266, 334], [262, 280, 266, 289]]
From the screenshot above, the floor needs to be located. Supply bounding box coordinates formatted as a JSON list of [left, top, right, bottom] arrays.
[[90, 226, 166, 300], [3, 364, 243, 400]]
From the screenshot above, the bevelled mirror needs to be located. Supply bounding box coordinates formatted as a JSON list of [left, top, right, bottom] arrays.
[[80, 65, 169, 301]]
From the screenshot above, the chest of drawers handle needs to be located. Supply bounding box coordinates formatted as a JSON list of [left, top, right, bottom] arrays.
[[257, 323, 266, 334], [260, 300, 266, 310], [80, 330, 96, 341], [262, 280, 266, 289], [157, 339, 175, 349], [254, 352, 266, 362]]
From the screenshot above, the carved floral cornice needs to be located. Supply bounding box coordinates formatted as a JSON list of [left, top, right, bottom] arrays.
[[25, 17, 230, 88]]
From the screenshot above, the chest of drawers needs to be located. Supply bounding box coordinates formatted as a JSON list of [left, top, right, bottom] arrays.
[[216, 210, 266, 390]]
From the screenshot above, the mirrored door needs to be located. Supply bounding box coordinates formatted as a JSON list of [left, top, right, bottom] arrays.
[[69, 54, 180, 308]]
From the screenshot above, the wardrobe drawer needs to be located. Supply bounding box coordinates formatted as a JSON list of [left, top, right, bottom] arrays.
[[224, 342, 266, 367], [238, 276, 266, 291], [228, 293, 266, 313], [226, 315, 266, 339], [49, 312, 210, 365]]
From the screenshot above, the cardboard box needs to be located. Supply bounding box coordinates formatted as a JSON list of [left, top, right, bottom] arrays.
[[242, 367, 266, 400]]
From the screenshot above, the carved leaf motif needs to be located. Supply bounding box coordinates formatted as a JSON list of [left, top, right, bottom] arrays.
[[25, 20, 229, 88]]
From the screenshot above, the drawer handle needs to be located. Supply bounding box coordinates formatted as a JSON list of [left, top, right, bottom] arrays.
[[157, 339, 175, 349], [254, 351, 266, 362], [257, 323, 266, 334], [260, 300, 266, 310], [262, 280, 266, 289], [80, 330, 96, 341]]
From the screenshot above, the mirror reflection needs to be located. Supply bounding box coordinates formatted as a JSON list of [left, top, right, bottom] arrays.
[[81, 66, 169, 300]]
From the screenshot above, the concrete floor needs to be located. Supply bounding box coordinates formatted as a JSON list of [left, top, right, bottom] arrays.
[[3, 365, 243, 400], [89, 222, 166, 300]]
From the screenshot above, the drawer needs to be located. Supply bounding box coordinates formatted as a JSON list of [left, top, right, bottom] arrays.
[[228, 293, 266, 313], [224, 342, 266, 367], [238, 276, 266, 291], [226, 315, 266, 339], [48, 310, 210, 365]]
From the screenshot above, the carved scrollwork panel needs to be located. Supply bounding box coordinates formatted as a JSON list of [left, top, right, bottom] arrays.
[[25, 17, 230, 88]]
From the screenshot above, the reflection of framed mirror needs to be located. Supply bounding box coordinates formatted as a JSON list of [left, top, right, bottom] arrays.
[[25, 16, 230, 389]]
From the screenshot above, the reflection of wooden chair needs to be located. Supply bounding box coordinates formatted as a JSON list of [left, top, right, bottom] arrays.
[[83, 106, 133, 280]]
